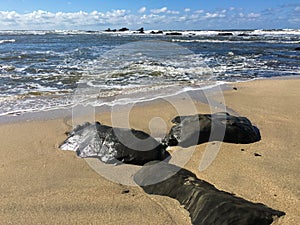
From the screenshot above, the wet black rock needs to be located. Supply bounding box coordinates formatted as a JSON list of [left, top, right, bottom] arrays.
[[163, 112, 261, 147], [118, 27, 129, 32], [238, 33, 250, 36], [60, 122, 168, 165], [137, 27, 144, 33], [150, 30, 163, 34], [134, 161, 285, 225], [105, 28, 117, 32], [166, 32, 182, 35], [218, 32, 233, 36], [295, 47, 300, 51]]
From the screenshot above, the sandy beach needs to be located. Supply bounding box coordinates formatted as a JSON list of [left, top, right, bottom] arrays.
[[0, 78, 299, 224]]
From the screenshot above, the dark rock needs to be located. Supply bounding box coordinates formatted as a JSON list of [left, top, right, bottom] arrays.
[[238, 33, 250, 36], [233, 87, 238, 90], [118, 27, 129, 32], [137, 27, 144, 33], [162, 112, 261, 147], [150, 30, 163, 34], [295, 47, 300, 51], [134, 161, 285, 225], [105, 28, 117, 32], [60, 122, 168, 165], [254, 153, 262, 157], [166, 32, 182, 36], [218, 32, 233, 36]]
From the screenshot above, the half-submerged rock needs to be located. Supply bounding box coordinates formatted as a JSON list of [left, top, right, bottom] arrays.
[[60, 122, 168, 165], [163, 112, 261, 147], [134, 161, 285, 225]]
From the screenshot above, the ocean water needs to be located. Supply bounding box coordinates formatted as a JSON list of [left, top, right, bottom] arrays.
[[0, 29, 299, 116]]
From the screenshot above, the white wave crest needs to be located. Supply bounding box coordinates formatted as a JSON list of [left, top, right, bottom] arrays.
[[0, 39, 16, 44]]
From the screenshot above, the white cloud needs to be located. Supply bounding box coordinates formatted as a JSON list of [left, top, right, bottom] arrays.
[[247, 13, 260, 18], [177, 16, 186, 22], [204, 12, 226, 18], [138, 7, 146, 14], [150, 7, 168, 14], [167, 10, 180, 15], [195, 10, 204, 14], [0, 5, 298, 30], [0, 10, 131, 30]]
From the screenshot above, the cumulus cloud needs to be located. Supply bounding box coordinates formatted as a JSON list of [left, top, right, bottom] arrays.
[[247, 13, 260, 18], [195, 10, 204, 14], [0, 10, 131, 29], [239, 13, 244, 18], [0, 5, 299, 30], [138, 7, 146, 14], [204, 12, 226, 18], [150, 7, 168, 14], [167, 10, 180, 15]]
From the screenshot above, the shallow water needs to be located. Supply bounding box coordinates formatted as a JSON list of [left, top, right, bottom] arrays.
[[0, 29, 299, 116]]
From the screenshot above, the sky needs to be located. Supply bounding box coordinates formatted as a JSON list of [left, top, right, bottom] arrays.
[[0, 0, 299, 30]]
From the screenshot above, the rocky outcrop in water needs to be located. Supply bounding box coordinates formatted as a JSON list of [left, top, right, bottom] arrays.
[[60, 122, 168, 165], [163, 112, 261, 147], [136, 27, 144, 33], [150, 30, 163, 34], [134, 161, 285, 225], [166, 32, 182, 35], [118, 27, 129, 32], [218, 32, 233, 36]]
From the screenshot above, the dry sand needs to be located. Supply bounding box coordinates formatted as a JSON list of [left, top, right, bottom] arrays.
[[0, 78, 299, 224]]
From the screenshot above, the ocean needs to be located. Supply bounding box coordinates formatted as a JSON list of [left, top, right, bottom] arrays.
[[0, 29, 299, 116]]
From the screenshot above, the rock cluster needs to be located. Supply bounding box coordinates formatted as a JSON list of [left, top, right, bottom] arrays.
[[60, 113, 284, 224]]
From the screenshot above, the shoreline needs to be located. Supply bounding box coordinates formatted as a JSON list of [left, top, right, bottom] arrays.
[[1, 77, 299, 224], [2, 74, 300, 125], [0, 81, 230, 125]]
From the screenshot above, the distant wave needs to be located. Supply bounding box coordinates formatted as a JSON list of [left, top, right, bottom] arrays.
[[252, 29, 300, 35], [0, 29, 300, 36], [0, 39, 16, 44], [171, 39, 300, 44], [0, 30, 101, 35]]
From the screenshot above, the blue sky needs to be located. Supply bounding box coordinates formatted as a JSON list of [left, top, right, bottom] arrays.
[[0, 0, 299, 30]]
